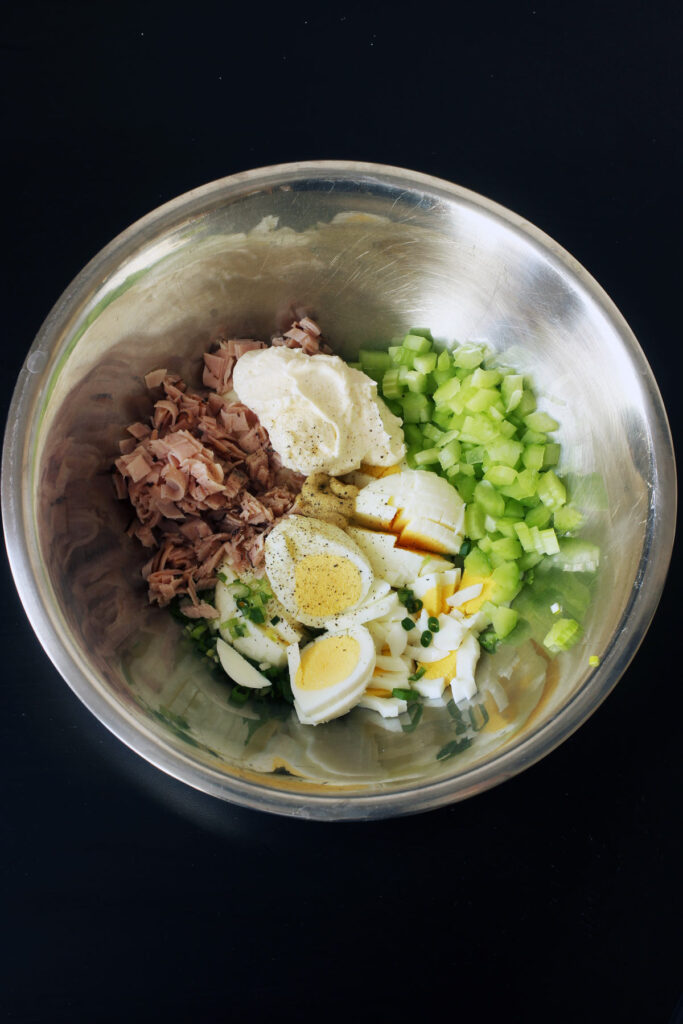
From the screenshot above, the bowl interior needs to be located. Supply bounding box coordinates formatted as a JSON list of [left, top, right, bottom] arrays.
[[9, 164, 672, 816]]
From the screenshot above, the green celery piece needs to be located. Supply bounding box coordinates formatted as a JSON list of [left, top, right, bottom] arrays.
[[489, 562, 522, 603], [431, 369, 453, 387], [491, 536, 523, 561], [553, 504, 584, 534], [404, 370, 430, 394], [464, 503, 486, 540], [402, 393, 432, 423], [438, 439, 461, 470], [538, 527, 560, 555], [525, 503, 553, 529], [543, 617, 582, 653], [460, 414, 500, 445], [452, 345, 485, 369], [382, 368, 403, 400], [516, 390, 537, 417], [474, 480, 506, 517], [466, 387, 500, 413], [464, 547, 492, 576], [414, 447, 440, 466], [402, 333, 432, 354], [514, 521, 535, 552], [524, 410, 559, 433], [522, 444, 546, 471], [501, 374, 524, 412], [403, 423, 423, 447], [491, 605, 519, 639], [450, 473, 476, 502], [432, 406, 454, 429], [433, 377, 461, 405], [471, 367, 503, 388], [422, 422, 443, 443], [497, 419, 518, 439], [390, 346, 414, 367], [437, 349, 452, 371], [435, 429, 461, 448], [537, 470, 567, 510], [413, 351, 437, 374], [505, 498, 525, 518], [543, 443, 561, 467], [407, 327, 433, 340], [484, 465, 518, 488], [486, 438, 524, 467], [359, 349, 392, 374]]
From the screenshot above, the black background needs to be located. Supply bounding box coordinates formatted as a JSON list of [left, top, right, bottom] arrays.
[[2, 2, 681, 1022]]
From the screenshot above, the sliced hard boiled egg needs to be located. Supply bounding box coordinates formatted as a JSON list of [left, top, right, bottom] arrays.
[[450, 633, 481, 703], [215, 569, 298, 669], [265, 515, 374, 628], [354, 469, 466, 536], [288, 626, 376, 725], [357, 694, 408, 718], [345, 525, 451, 587], [216, 638, 272, 689]]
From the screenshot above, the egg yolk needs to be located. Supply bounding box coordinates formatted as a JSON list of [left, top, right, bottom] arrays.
[[420, 650, 458, 680], [294, 554, 362, 617], [295, 635, 360, 691]]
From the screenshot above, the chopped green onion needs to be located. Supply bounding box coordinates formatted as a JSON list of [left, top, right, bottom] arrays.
[[408, 666, 426, 682], [401, 617, 416, 631], [427, 616, 440, 632], [420, 630, 433, 647], [270, 615, 281, 625], [392, 688, 420, 702]]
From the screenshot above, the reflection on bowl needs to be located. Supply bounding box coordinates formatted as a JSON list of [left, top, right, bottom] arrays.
[[2, 162, 676, 819]]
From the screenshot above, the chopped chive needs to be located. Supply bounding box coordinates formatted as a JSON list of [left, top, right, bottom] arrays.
[[229, 685, 250, 706], [392, 688, 420, 702], [216, 571, 228, 584], [270, 615, 281, 625], [409, 598, 423, 613], [408, 666, 426, 681], [401, 617, 416, 631], [420, 630, 432, 647], [459, 540, 472, 557], [427, 616, 440, 632]]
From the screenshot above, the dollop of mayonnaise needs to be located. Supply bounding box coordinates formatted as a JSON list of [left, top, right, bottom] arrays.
[[232, 347, 405, 476]]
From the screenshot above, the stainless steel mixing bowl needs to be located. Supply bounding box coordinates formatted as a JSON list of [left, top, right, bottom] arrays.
[[2, 161, 676, 819]]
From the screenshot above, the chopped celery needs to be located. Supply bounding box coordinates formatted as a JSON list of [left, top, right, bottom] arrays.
[[491, 536, 523, 561], [402, 333, 432, 354], [553, 504, 584, 534], [505, 498, 525, 518], [437, 349, 452, 371], [489, 562, 521, 603], [522, 444, 546, 471], [404, 370, 430, 394], [432, 406, 454, 429], [431, 368, 454, 387], [516, 390, 537, 417], [464, 504, 486, 540], [491, 605, 519, 639], [537, 470, 567, 510], [432, 377, 461, 405], [414, 446, 441, 466], [359, 350, 392, 379], [543, 442, 561, 467], [501, 374, 524, 412], [514, 521, 535, 552], [472, 367, 503, 388], [474, 480, 506, 517], [401, 393, 432, 423], [484, 465, 517, 488], [485, 439, 523, 467], [464, 547, 492, 576], [389, 346, 415, 367], [524, 410, 559, 433], [413, 351, 437, 374], [525, 503, 553, 529], [543, 617, 582, 653], [438, 439, 461, 470], [382, 368, 403, 400], [422, 422, 443, 443], [403, 423, 423, 447], [466, 387, 500, 412], [452, 345, 485, 369], [435, 428, 462, 448], [408, 327, 433, 340]]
